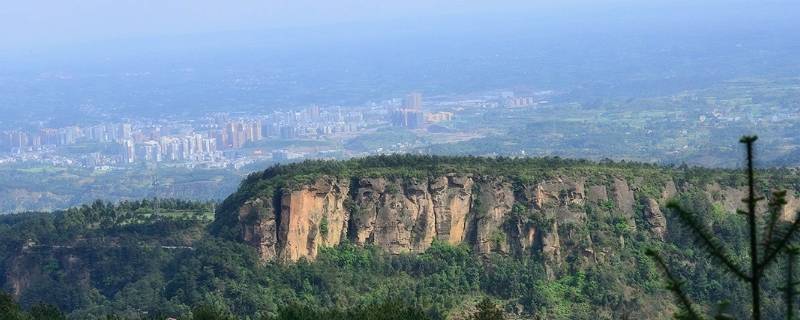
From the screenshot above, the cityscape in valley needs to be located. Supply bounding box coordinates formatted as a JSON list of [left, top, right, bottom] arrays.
[[0, 91, 468, 170], [4, 76, 800, 213]]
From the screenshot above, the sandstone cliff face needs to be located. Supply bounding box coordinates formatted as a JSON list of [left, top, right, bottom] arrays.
[[541, 220, 562, 278], [705, 183, 748, 214], [366, 178, 434, 254], [238, 197, 278, 259], [278, 177, 350, 261], [661, 180, 678, 203], [641, 197, 667, 240], [613, 178, 636, 223], [587, 185, 608, 204], [473, 178, 514, 254], [430, 176, 473, 245], [233, 174, 689, 263], [782, 192, 800, 222], [352, 176, 480, 255]]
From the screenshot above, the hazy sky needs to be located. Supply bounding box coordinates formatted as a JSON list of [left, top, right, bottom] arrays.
[[1, 0, 799, 119], [2, 1, 798, 63], [1, 1, 542, 50], [5, 0, 792, 51]]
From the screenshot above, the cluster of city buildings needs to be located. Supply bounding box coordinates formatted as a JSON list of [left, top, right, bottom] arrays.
[[0, 124, 120, 149], [389, 92, 453, 128], [500, 91, 537, 108], [2, 90, 533, 170], [0, 104, 379, 168], [0, 90, 553, 170]]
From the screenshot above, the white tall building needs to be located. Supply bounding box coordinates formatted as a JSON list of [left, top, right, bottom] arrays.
[[122, 139, 135, 164]]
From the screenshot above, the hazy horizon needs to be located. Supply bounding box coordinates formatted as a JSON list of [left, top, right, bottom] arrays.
[[3, 0, 798, 55]]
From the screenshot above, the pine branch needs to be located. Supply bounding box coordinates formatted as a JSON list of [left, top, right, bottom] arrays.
[[760, 214, 800, 270], [785, 247, 799, 320], [763, 191, 787, 250], [666, 201, 750, 281], [645, 249, 706, 320]]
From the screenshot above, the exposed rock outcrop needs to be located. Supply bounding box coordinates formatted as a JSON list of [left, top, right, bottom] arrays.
[[541, 220, 562, 278], [661, 180, 678, 203], [368, 178, 436, 254], [430, 175, 474, 244], [587, 185, 608, 204], [231, 172, 759, 264], [613, 178, 636, 229], [781, 191, 800, 222], [278, 177, 350, 261], [641, 197, 667, 240], [705, 183, 747, 213], [238, 197, 278, 259], [473, 178, 514, 254], [352, 177, 384, 245]]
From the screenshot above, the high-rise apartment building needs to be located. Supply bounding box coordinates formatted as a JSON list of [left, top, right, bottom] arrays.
[[119, 123, 132, 141], [403, 92, 423, 110], [122, 139, 135, 164], [390, 109, 424, 129]]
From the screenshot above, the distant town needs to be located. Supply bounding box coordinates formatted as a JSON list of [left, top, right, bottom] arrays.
[[0, 91, 540, 171], [3, 76, 800, 213]]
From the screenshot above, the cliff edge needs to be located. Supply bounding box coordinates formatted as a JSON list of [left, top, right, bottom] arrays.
[[211, 155, 800, 267]]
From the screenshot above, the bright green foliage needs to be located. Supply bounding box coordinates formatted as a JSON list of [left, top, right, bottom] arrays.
[[0, 293, 65, 320], [190, 304, 236, 320], [28, 304, 67, 320], [469, 298, 504, 320], [0, 292, 25, 320], [264, 300, 431, 320]]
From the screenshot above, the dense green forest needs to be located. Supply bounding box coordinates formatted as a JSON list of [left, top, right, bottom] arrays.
[[2, 155, 800, 319]]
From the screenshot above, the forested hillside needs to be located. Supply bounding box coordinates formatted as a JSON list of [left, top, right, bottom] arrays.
[[3, 155, 800, 319]]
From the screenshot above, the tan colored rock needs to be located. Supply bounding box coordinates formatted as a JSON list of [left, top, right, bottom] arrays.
[[352, 177, 442, 254], [613, 178, 636, 219], [531, 184, 553, 209], [351, 178, 384, 245], [507, 214, 536, 255], [371, 179, 436, 254], [405, 179, 437, 252], [781, 191, 800, 222], [542, 220, 561, 279], [642, 197, 667, 240], [526, 177, 586, 210], [231, 173, 684, 264], [238, 197, 278, 261], [473, 178, 514, 255], [431, 175, 474, 244], [371, 180, 410, 253], [277, 177, 349, 262], [661, 180, 678, 203], [587, 185, 608, 204], [705, 183, 747, 214]]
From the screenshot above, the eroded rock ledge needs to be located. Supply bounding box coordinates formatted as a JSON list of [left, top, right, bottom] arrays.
[[230, 170, 800, 272], [234, 174, 683, 263]]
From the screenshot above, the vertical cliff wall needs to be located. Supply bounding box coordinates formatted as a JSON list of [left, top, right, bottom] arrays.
[[232, 173, 685, 264]]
